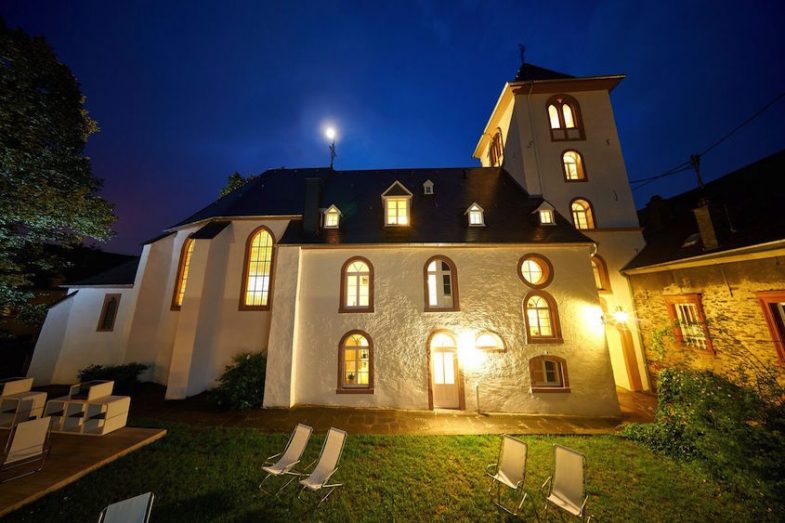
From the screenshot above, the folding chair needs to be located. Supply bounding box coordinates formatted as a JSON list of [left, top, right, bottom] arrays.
[[541, 444, 590, 521], [485, 435, 532, 516], [0, 416, 51, 483], [259, 423, 313, 495], [98, 492, 155, 523], [295, 427, 347, 507]]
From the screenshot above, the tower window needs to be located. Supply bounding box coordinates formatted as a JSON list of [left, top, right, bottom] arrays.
[[591, 255, 612, 292], [489, 130, 504, 167], [570, 198, 596, 230], [546, 95, 584, 141], [562, 150, 587, 181]]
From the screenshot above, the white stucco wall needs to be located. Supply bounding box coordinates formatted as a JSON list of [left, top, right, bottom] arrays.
[[27, 292, 76, 385], [284, 244, 619, 416]]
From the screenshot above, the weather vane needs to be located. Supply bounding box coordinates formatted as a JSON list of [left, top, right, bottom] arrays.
[[325, 127, 337, 169]]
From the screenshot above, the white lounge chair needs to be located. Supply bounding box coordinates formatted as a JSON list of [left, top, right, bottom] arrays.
[[485, 435, 531, 516], [0, 416, 51, 483], [541, 444, 590, 521], [98, 492, 154, 523], [259, 423, 313, 495], [296, 427, 347, 506]]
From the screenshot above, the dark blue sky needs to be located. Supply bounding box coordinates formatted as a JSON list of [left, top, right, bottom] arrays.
[[3, 1, 784, 254]]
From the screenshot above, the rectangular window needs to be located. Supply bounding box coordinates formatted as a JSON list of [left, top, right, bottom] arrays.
[[539, 209, 554, 225], [324, 211, 339, 228], [757, 290, 785, 363], [665, 294, 713, 352], [96, 294, 121, 332], [385, 198, 409, 226]]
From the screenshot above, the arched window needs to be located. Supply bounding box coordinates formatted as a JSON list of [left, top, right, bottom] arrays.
[[518, 254, 554, 289], [475, 331, 505, 352], [570, 198, 596, 230], [529, 355, 570, 392], [489, 129, 504, 167], [171, 237, 195, 310], [546, 95, 584, 141], [562, 150, 587, 181], [337, 331, 373, 393], [523, 291, 562, 343], [591, 255, 612, 292], [240, 227, 275, 309], [97, 294, 121, 331], [424, 256, 459, 311], [340, 257, 373, 312]]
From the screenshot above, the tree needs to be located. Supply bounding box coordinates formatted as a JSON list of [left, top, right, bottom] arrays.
[[0, 19, 115, 323], [219, 171, 256, 197]]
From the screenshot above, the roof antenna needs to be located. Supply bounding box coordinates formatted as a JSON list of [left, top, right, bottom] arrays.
[[518, 44, 526, 66]]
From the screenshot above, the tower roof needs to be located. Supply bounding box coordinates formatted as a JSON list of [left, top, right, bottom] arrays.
[[512, 63, 574, 82]]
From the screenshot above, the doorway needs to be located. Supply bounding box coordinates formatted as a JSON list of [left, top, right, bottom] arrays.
[[428, 331, 464, 409]]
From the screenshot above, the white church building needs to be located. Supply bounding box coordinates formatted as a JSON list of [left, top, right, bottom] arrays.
[[29, 62, 650, 416]]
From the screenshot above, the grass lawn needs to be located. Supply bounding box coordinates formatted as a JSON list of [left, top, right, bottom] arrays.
[[5, 422, 772, 522]]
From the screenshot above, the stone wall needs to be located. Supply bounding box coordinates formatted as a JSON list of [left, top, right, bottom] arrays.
[[628, 255, 785, 385]]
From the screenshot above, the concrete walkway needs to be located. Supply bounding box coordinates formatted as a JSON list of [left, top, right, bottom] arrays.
[[128, 385, 656, 435]]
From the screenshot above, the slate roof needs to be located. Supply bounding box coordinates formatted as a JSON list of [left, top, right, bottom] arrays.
[[512, 63, 574, 83], [66, 258, 140, 287], [174, 166, 589, 245], [192, 220, 230, 239], [624, 149, 785, 271]]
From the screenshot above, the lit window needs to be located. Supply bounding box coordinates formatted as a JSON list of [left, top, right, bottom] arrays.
[[385, 197, 409, 226], [172, 237, 195, 310], [339, 331, 372, 392], [548, 105, 561, 129], [524, 292, 561, 342], [591, 255, 611, 292], [529, 355, 569, 391], [466, 203, 485, 227], [539, 209, 554, 225], [241, 227, 274, 308], [341, 258, 372, 311], [425, 257, 458, 311], [562, 151, 586, 181], [489, 130, 503, 167], [664, 295, 713, 352], [546, 95, 583, 140], [323, 205, 341, 229], [518, 254, 552, 288], [476, 331, 504, 351], [571, 198, 595, 230], [97, 294, 121, 331], [562, 105, 575, 128]]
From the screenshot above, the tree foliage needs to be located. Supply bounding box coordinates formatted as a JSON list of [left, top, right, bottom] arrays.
[[219, 171, 256, 197], [0, 19, 115, 321]]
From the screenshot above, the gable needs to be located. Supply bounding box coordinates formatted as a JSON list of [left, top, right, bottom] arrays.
[[381, 180, 413, 198]]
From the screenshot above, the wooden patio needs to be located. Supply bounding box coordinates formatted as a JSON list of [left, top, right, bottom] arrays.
[[0, 426, 166, 517]]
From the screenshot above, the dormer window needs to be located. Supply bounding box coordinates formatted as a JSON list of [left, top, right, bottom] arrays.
[[465, 203, 485, 227], [423, 180, 434, 195], [381, 181, 412, 227], [546, 94, 584, 141], [323, 205, 341, 229], [533, 203, 556, 225]]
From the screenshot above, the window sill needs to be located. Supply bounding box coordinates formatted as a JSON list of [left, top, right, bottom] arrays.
[[339, 307, 374, 314], [336, 388, 374, 395], [527, 337, 564, 344], [238, 305, 271, 311], [531, 387, 571, 394], [424, 306, 460, 313]]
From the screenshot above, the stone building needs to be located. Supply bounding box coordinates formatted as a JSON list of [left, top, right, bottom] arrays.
[[29, 61, 653, 415], [624, 150, 785, 382]]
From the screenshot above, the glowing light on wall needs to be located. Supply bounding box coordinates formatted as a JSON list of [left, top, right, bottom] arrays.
[[456, 330, 487, 370], [580, 304, 606, 338]]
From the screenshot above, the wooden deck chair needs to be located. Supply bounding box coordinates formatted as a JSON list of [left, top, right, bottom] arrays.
[[259, 423, 313, 495], [295, 427, 347, 507], [485, 435, 532, 516], [541, 444, 590, 521], [98, 492, 154, 523], [0, 416, 51, 483]]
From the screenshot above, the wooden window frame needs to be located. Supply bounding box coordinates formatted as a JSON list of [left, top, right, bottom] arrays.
[[339, 256, 375, 313], [423, 255, 460, 312], [336, 330, 374, 394], [570, 197, 597, 230], [383, 196, 411, 227], [529, 355, 571, 393], [561, 149, 588, 182], [96, 293, 121, 332], [756, 290, 785, 364], [546, 94, 585, 141], [591, 255, 612, 293], [171, 237, 195, 311], [239, 225, 277, 311], [489, 128, 504, 167], [517, 253, 554, 290], [523, 290, 563, 344], [663, 294, 714, 354]]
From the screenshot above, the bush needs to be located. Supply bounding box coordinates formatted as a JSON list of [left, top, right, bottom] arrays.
[[77, 362, 149, 394], [623, 368, 785, 507], [209, 352, 266, 410]]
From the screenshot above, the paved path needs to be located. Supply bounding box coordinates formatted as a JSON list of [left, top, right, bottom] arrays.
[[126, 385, 656, 435]]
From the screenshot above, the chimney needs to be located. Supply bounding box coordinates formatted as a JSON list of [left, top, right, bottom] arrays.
[[692, 197, 728, 251], [644, 195, 671, 233], [302, 177, 323, 235]]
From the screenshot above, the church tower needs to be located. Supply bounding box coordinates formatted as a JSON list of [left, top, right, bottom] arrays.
[[473, 60, 650, 391]]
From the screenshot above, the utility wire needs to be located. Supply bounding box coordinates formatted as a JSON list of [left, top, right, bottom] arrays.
[[629, 90, 785, 191]]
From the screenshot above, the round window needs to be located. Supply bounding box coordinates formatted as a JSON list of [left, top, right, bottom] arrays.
[[518, 255, 553, 289]]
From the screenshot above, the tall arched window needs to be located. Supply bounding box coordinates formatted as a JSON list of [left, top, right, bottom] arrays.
[[562, 150, 587, 181], [546, 95, 584, 141], [171, 237, 195, 310], [523, 291, 562, 343], [240, 226, 275, 310], [570, 198, 596, 230], [337, 331, 373, 393], [340, 257, 373, 312], [591, 255, 612, 292], [97, 294, 121, 331], [489, 129, 504, 167], [424, 256, 459, 311]]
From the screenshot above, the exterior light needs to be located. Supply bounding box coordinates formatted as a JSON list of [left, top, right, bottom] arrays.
[[325, 127, 336, 141], [611, 308, 630, 324]]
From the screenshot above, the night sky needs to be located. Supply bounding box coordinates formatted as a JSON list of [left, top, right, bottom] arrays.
[[3, 1, 784, 254]]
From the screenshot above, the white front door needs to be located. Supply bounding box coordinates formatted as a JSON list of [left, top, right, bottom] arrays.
[[432, 349, 460, 409]]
